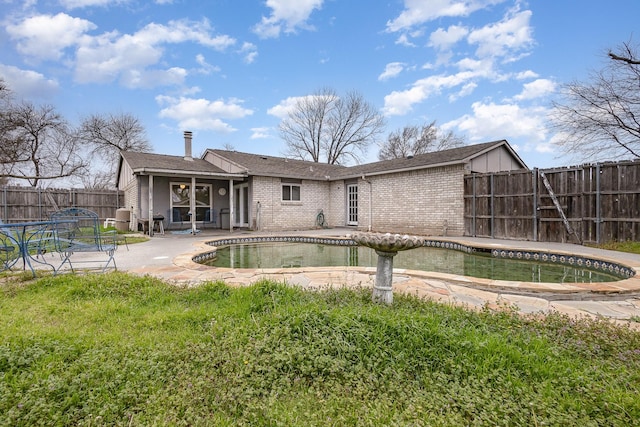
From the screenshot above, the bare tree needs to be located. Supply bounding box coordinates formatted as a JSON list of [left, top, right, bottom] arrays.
[[378, 121, 466, 160], [280, 87, 386, 164], [0, 79, 10, 102], [550, 40, 640, 161], [0, 79, 22, 171], [0, 101, 87, 187], [79, 112, 151, 188]]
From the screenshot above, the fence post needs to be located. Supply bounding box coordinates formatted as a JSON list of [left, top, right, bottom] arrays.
[[38, 188, 42, 220], [490, 173, 495, 239], [2, 187, 6, 221], [472, 175, 476, 237], [596, 163, 601, 244], [532, 168, 538, 242]]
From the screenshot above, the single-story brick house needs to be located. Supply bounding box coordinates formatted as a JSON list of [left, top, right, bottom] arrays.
[[117, 132, 527, 236]]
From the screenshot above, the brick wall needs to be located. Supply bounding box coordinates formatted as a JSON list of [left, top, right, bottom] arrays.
[[327, 180, 346, 228], [250, 166, 464, 235], [251, 176, 333, 231], [358, 165, 465, 236]]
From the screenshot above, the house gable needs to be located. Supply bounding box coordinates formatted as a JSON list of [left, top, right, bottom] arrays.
[[203, 150, 249, 174], [467, 144, 527, 173]]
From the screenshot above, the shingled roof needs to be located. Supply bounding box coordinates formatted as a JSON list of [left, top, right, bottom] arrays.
[[121, 139, 525, 184], [206, 149, 348, 180], [336, 140, 519, 178], [208, 140, 523, 180], [120, 151, 242, 177]]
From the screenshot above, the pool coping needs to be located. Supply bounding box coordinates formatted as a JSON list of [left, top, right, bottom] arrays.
[[178, 234, 640, 299]]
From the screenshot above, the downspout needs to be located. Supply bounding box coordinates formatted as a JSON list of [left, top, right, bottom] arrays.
[[362, 175, 372, 232]]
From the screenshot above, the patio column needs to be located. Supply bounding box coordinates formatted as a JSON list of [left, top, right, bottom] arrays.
[[148, 174, 154, 237], [228, 179, 234, 232], [190, 176, 197, 234]]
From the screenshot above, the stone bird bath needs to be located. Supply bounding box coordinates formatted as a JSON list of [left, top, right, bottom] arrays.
[[350, 232, 425, 304]]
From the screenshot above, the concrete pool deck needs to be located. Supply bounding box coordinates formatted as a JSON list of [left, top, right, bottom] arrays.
[[110, 228, 640, 324]]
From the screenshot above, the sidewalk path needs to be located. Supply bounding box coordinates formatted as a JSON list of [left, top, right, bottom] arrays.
[[111, 228, 640, 325]]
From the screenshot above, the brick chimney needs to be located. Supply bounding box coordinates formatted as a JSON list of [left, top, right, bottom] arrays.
[[184, 131, 193, 161]]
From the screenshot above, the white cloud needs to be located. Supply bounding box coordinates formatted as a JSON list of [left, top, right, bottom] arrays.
[[0, 64, 59, 98], [455, 57, 494, 75], [378, 62, 405, 81], [395, 34, 416, 47], [156, 95, 253, 133], [120, 67, 188, 89], [449, 82, 477, 101], [383, 4, 537, 116], [513, 78, 556, 101], [60, 0, 125, 8], [6, 13, 239, 88], [444, 101, 549, 147], [429, 25, 469, 50], [386, 0, 507, 32], [6, 13, 96, 61], [74, 19, 236, 87], [467, 9, 533, 60], [253, 0, 323, 39], [133, 19, 235, 50], [383, 70, 483, 115], [515, 70, 538, 80], [251, 127, 271, 139], [194, 54, 221, 75], [267, 96, 306, 119], [239, 42, 258, 64]]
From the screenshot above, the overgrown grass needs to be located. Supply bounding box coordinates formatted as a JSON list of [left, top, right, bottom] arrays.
[[1, 273, 639, 426], [592, 240, 640, 255], [101, 225, 149, 245]]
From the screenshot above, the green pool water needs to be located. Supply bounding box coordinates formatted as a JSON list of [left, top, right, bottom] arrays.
[[201, 242, 624, 284]]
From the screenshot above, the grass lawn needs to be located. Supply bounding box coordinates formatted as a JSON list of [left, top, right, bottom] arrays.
[[1, 273, 639, 426], [593, 240, 640, 255]]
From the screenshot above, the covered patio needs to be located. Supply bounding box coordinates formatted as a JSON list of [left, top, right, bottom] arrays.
[[117, 132, 247, 236]]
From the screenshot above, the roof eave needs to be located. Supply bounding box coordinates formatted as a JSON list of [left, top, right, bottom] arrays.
[[340, 159, 466, 179], [132, 167, 246, 179]]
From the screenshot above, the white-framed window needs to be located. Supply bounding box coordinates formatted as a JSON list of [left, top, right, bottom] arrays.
[[281, 179, 301, 201], [170, 182, 212, 223], [347, 183, 358, 225]]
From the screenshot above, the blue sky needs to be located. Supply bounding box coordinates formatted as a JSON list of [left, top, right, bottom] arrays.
[[1, 0, 638, 169]]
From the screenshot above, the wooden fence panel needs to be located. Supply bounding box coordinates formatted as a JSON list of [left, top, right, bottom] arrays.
[[1, 187, 123, 223], [464, 160, 640, 244], [464, 169, 536, 241]]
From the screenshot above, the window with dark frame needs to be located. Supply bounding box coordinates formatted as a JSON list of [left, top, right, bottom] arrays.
[[281, 179, 301, 201]]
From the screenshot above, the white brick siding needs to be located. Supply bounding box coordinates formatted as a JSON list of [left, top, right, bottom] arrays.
[[358, 165, 465, 236], [251, 176, 333, 231]]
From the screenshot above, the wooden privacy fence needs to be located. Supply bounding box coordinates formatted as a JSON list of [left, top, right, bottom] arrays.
[[464, 160, 640, 244], [0, 186, 124, 223]]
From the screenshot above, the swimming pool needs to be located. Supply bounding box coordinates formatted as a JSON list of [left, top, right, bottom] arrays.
[[195, 236, 634, 284]]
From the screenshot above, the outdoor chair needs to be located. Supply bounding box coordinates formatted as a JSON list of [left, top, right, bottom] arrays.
[[49, 208, 117, 272]]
